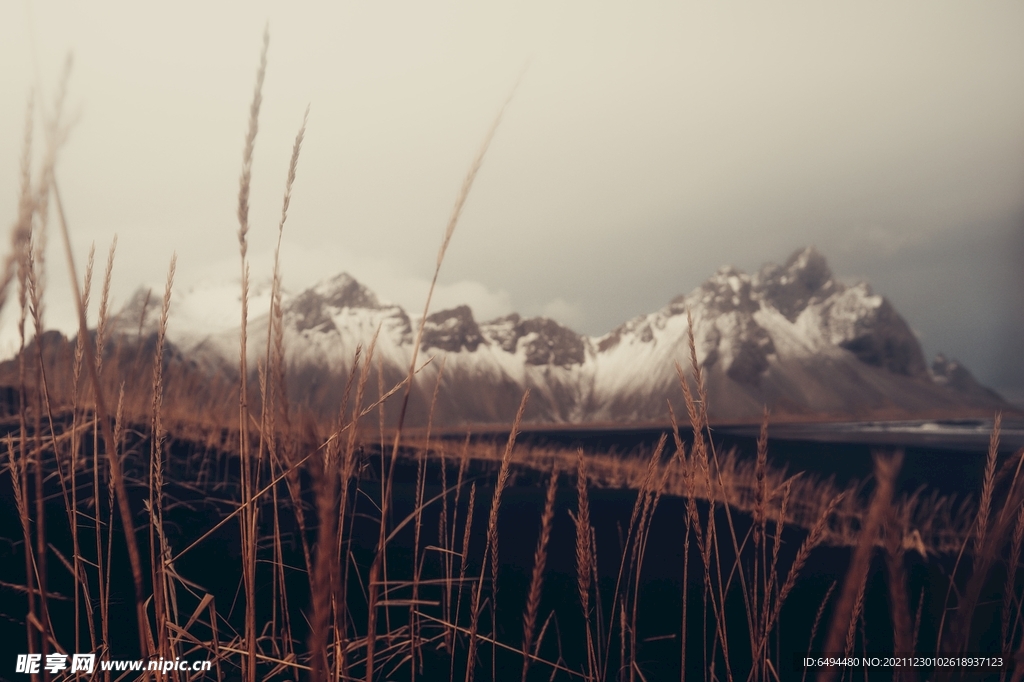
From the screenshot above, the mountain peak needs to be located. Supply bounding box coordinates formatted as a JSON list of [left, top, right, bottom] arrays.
[[422, 305, 483, 353], [784, 246, 832, 288], [754, 245, 837, 320], [693, 266, 759, 315], [286, 273, 385, 333], [311, 273, 382, 310]]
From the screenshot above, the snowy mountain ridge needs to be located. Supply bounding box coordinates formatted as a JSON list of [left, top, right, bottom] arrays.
[[113, 247, 1010, 426]]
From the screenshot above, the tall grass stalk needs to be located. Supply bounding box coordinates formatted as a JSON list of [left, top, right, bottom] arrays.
[[235, 27, 269, 682], [464, 390, 529, 682], [574, 448, 597, 682], [817, 451, 902, 682], [54, 173, 151, 661], [148, 255, 175, 660], [883, 505, 914, 682], [69, 245, 94, 655], [521, 464, 558, 682], [367, 81, 518, 682]]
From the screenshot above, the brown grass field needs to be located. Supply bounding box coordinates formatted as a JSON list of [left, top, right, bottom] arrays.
[[2, 36, 1024, 682]]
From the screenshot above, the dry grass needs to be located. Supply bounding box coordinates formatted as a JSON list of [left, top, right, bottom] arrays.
[[2, 36, 1023, 682], [573, 447, 596, 681], [817, 452, 901, 682], [521, 463, 558, 682]]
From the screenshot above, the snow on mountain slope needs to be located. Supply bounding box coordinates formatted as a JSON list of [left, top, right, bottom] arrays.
[[587, 247, 989, 421], [111, 247, 1012, 426]]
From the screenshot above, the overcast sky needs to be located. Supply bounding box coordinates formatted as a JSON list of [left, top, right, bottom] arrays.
[[1, 1, 1022, 401]]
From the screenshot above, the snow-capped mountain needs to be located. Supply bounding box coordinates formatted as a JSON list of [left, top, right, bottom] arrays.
[[113, 247, 1012, 427]]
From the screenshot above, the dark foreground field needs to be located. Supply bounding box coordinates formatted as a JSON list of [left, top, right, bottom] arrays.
[[3, 409, 1023, 681]]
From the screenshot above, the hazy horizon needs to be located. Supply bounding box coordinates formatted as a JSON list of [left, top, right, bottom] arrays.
[[2, 2, 1022, 403]]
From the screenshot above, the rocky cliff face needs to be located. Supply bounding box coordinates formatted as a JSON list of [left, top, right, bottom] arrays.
[[481, 314, 586, 367], [422, 306, 484, 353], [110, 247, 1012, 426]]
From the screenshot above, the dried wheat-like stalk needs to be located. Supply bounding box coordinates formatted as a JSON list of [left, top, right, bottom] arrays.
[[677, 329, 739, 681], [91, 238, 116, 665], [335, 338, 378, 680], [448, 479, 477, 682], [14, 127, 33, 663], [235, 28, 268, 682], [600, 432, 665, 680], [262, 105, 307, 455], [801, 581, 838, 682], [521, 465, 558, 682], [148, 255, 176, 659], [32, 57, 73, 268], [20, 90, 65, 658], [751, 408, 770, 664], [237, 26, 268, 259], [25, 245, 59, 660], [939, 428, 1024, 673], [409, 356, 446, 678], [676, 360, 715, 566], [464, 390, 529, 682], [7, 429, 38, 659], [253, 107, 308, 675], [95, 237, 116, 375], [761, 478, 792, 647], [367, 84, 518, 682], [389, 76, 521, 453], [453, 483, 476, 631], [276, 106, 307, 236], [66, 245, 95, 654], [151, 255, 175, 449], [72, 246, 94, 393], [686, 311, 757, 673], [817, 452, 902, 682], [622, 436, 669, 682], [843, 580, 867, 659], [754, 409, 769, 544], [53, 175, 151, 660], [883, 507, 915, 682], [444, 435, 472, 661], [308, 441, 339, 682], [975, 413, 1000, 556], [669, 404, 707, 561], [573, 448, 597, 682], [0, 98, 36, 321], [1003, 493, 1024, 655], [769, 491, 848, 636]]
